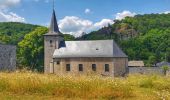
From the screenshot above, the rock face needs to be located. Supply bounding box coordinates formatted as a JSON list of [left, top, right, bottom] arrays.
[[0, 44, 16, 71]]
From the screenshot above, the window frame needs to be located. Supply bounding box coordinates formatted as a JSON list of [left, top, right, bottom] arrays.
[[66, 64, 71, 71], [50, 40, 53, 47], [92, 64, 96, 71], [78, 64, 83, 72], [56, 61, 60, 65], [105, 64, 110, 72]]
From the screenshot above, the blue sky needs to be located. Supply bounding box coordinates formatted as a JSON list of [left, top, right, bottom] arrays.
[[0, 0, 170, 36]]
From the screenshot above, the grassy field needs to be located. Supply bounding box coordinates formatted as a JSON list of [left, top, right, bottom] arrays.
[[0, 72, 170, 100]]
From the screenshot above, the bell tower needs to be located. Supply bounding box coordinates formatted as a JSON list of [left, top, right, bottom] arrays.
[[44, 1, 64, 73]]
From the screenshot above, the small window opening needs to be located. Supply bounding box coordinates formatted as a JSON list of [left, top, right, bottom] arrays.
[[79, 64, 83, 71], [105, 64, 109, 72], [66, 64, 71, 71], [56, 61, 60, 65], [92, 64, 96, 71], [50, 40, 53, 47]]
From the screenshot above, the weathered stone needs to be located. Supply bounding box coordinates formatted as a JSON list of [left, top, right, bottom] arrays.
[[0, 44, 16, 71]]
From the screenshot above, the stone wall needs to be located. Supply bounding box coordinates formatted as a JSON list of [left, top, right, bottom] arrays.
[[113, 58, 128, 77], [50, 57, 128, 77], [128, 67, 163, 75], [0, 44, 16, 71], [44, 35, 63, 74]]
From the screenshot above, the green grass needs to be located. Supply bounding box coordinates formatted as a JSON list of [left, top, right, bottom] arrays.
[[0, 72, 170, 100]]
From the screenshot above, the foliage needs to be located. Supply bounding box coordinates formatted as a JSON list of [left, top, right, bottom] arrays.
[[18, 27, 75, 71], [18, 27, 47, 71], [79, 13, 170, 64], [120, 29, 170, 63], [161, 65, 170, 75], [148, 55, 157, 66], [0, 72, 170, 99], [0, 22, 38, 45], [1, 13, 170, 70], [64, 34, 75, 41]]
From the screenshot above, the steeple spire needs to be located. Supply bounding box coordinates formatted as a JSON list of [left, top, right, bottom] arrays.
[[48, 0, 62, 35]]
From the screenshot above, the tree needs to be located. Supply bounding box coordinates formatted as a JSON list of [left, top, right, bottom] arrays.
[[64, 34, 75, 41], [148, 55, 157, 66], [162, 66, 169, 76], [166, 48, 170, 62], [18, 27, 48, 71], [18, 27, 75, 71], [0, 22, 38, 45]]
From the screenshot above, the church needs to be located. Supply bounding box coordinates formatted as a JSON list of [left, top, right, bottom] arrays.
[[44, 9, 128, 77]]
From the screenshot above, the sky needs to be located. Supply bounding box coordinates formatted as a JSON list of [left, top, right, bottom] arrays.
[[0, 0, 170, 37]]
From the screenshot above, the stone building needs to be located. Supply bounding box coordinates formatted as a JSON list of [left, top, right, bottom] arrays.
[[0, 44, 16, 71], [128, 61, 145, 67], [44, 9, 128, 77]]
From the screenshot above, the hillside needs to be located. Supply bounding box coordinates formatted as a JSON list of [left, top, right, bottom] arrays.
[[0, 22, 39, 45], [79, 13, 170, 65], [0, 22, 75, 71], [80, 14, 170, 40], [0, 13, 170, 70]]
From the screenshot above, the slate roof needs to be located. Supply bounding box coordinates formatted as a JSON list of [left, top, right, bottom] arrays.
[[44, 9, 63, 36], [53, 40, 127, 58]]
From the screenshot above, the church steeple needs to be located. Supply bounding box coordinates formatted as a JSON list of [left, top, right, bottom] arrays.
[[44, 0, 64, 74], [49, 9, 61, 34], [46, 0, 62, 36]]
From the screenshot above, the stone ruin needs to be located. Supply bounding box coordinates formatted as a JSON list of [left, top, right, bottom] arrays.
[[0, 44, 16, 71]]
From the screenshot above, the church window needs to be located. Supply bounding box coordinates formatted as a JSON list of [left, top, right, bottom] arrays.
[[56, 61, 60, 65], [79, 64, 83, 71], [66, 64, 71, 71], [105, 64, 109, 72], [50, 40, 52, 43], [92, 64, 96, 71], [50, 40, 53, 47]]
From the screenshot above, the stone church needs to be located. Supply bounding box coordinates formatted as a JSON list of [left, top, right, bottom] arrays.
[[44, 9, 128, 77]]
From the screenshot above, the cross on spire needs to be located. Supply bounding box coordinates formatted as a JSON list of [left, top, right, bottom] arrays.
[[53, 0, 54, 10]]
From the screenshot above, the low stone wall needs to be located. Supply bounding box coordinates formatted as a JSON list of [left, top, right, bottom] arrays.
[[0, 44, 16, 71], [128, 67, 163, 75]]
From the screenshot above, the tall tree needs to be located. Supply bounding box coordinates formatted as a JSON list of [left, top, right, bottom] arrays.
[[18, 27, 48, 71]]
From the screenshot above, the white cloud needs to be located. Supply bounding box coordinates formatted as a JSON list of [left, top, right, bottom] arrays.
[[0, 0, 21, 9], [0, 11, 25, 22], [58, 16, 113, 37], [0, 0, 25, 22], [115, 10, 136, 20], [94, 19, 114, 29], [163, 11, 170, 14], [59, 16, 93, 37], [85, 8, 91, 14]]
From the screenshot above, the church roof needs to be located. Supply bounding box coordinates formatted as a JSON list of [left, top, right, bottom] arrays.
[[44, 9, 62, 36], [53, 40, 127, 58]]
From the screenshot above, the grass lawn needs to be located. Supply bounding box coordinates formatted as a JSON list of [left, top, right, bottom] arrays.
[[0, 72, 169, 100]]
